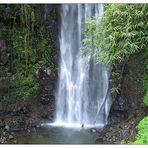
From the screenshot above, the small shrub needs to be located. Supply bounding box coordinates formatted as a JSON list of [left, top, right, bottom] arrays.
[[144, 90, 148, 106], [134, 116, 148, 144]]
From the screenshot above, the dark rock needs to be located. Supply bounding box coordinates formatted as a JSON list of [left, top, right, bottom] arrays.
[[8, 135, 14, 140], [95, 137, 104, 143], [0, 39, 9, 66], [90, 128, 97, 133], [5, 125, 10, 131], [109, 109, 128, 123], [36, 124, 41, 128], [0, 117, 4, 127], [13, 140, 17, 144], [48, 115, 54, 122], [0, 135, 7, 144], [35, 67, 51, 80], [81, 124, 84, 128], [27, 129, 31, 133], [2, 131, 6, 136], [44, 67, 51, 76], [20, 106, 30, 114], [12, 128, 21, 132], [0, 77, 10, 92], [111, 96, 128, 111], [109, 52, 145, 124], [40, 97, 50, 105], [40, 94, 55, 105]]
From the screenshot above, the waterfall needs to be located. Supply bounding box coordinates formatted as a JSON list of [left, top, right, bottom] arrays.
[[54, 4, 111, 128]]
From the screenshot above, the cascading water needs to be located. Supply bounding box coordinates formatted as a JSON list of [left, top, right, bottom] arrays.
[[54, 4, 111, 128]]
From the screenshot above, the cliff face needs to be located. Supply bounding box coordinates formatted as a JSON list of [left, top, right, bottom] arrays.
[[0, 5, 60, 143], [95, 51, 147, 144], [0, 39, 10, 101], [109, 51, 146, 123], [34, 4, 60, 105], [0, 4, 60, 103]]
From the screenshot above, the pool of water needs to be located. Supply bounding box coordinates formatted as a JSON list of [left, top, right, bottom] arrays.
[[15, 125, 98, 144]]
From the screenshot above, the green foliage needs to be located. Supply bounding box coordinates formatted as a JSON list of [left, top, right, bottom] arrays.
[[120, 140, 126, 144], [0, 4, 56, 101], [111, 71, 120, 78], [143, 72, 148, 106], [83, 4, 148, 99], [144, 91, 148, 106], [134, 116, 148, 144], [110, 72, 121, 95], [83, 4, 148, 65], [50, 6, 58, 21], [10, 74, 39, 101], [35, 25, 56, 77], [141, 47, 148, 106], [110, 86, 120, 94]]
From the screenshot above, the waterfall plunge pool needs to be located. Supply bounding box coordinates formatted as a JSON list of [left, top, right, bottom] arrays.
[[15, 124, 101, 144]]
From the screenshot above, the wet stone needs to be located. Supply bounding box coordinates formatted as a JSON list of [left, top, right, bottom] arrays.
[[95, 137, 104, 143], [5, 125, 10, 131], [9, 135, 14, 140], [13, 140, 17, 144], [90, 128, 97, 133]]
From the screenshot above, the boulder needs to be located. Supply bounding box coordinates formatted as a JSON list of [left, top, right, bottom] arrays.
[[95, 137, 104, 144], [8, 135, 14, 140], [44, 67, 51, 76], [90, 128, 97, 133], [5, 124, 10, 131], [40, 94, 55, 105], [35, 67, 51, 80]]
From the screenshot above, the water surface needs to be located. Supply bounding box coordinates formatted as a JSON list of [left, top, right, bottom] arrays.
[[16, 126, 98, 144]]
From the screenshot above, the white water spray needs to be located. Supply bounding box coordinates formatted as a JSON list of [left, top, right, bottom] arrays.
[[54, 4, 111, 128]]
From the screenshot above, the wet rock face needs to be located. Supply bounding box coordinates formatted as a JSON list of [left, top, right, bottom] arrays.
[[0, 39, 9, 66], [104, 52, 147, 143], [109, 110, 128, 124], [0, 39, 10, 100], [44, 4, 60, 50], [34, 5, 60, 106], [109, 52, 145, 123], [35, 66, 51, 81], [0, 77, 9, 92], [34, 65, 56, 105], [121, 53, 144, 110], [36, 4, 60, 50]]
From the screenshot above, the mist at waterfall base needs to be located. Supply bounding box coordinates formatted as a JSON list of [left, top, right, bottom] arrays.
[[48, 4, 112, 129]]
